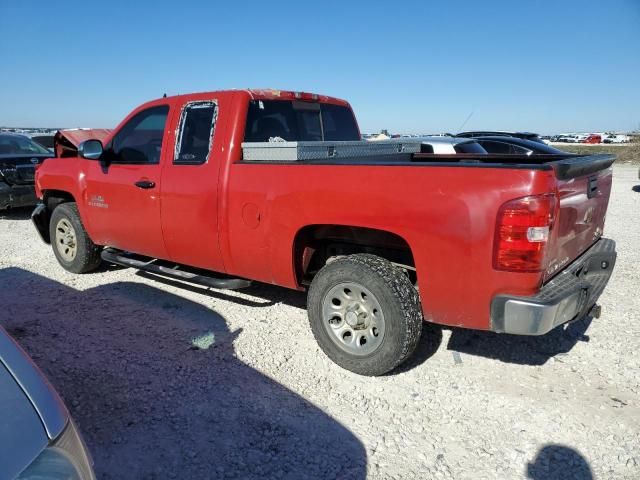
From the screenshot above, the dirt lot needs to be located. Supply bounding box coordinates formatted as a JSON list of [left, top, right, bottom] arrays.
[[1, 166, 639, 480]]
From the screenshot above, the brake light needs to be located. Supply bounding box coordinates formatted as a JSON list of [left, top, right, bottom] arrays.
[[493, 193, 558, 272], [293, 91, 319, 102]]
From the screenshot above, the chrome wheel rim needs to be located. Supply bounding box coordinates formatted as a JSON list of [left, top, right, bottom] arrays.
[[55, 218, 77, 262], [322, 282, 385, 356]]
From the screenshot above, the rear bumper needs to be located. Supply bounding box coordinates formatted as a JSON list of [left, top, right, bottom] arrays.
[[490, 238, 617, 335], [0, 182, 37, 209]]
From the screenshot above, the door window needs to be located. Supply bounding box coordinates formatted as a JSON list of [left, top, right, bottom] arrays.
[[109, 105, 169, 164], [174, 101, 217, 165]]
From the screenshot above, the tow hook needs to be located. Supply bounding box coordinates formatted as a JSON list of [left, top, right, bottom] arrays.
[[589, 304, 602, 319]]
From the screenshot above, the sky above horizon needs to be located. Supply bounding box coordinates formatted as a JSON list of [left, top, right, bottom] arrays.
[[1, 0, 639, 134]]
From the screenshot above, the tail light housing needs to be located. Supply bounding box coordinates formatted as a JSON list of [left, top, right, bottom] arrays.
[[493, 193, 558, 272]]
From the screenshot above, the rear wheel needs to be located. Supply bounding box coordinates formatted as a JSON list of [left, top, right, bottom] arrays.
[[308, 254, 423, 376], [49, 202, 102, 273]]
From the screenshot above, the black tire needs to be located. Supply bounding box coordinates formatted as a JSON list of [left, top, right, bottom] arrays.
[[308, 254, 423, 376], [49, 202, 102, 273]]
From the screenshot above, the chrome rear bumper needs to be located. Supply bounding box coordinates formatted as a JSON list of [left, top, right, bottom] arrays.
[[490, 238, 617, 335]]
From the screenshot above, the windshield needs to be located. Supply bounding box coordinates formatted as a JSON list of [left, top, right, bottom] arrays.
[[0, 134, 50, 155], [244, 100, 360, 142]]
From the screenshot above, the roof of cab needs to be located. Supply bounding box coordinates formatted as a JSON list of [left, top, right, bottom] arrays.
[[157, 89, 351, 107]]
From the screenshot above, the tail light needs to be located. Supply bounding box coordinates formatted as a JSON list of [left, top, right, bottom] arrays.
[[493, 193, 558, 272]]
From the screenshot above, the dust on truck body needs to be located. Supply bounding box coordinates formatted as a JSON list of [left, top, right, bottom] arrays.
[[32, 89, 617, 376]]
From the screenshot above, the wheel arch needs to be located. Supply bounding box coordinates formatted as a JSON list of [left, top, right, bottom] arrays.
[[292, 224, 416, 287], [43, 189, 77, 211], [31, 190, 78, 243]]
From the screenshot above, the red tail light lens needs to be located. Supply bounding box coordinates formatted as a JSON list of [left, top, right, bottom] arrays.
[[493, 193, 558, 272]]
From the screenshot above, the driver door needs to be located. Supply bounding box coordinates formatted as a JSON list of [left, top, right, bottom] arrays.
[[84, 104, 170, 259]]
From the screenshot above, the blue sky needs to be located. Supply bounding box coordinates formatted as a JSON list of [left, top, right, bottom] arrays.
[[1, 0, 639, 134]]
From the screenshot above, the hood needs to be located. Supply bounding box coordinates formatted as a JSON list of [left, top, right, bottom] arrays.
[[54, 128, 112, 158]]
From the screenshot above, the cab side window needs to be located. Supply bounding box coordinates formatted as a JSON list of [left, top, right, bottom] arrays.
[[174, 102, 217, 165], [110, 105, 169, 164]]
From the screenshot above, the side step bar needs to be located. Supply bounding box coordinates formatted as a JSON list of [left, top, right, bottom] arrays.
[[101, 248, 252, 290]]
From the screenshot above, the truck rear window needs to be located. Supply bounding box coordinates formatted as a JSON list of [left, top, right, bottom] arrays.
[[244, 100, 360, 142]]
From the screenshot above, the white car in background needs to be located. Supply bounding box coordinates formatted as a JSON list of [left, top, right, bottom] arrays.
[[603, 134, 631, 144], [553, 134, 579, 143], [418, 136, 487, 154]]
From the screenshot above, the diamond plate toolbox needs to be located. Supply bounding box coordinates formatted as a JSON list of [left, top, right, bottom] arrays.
[[241, 140, 422, 162]]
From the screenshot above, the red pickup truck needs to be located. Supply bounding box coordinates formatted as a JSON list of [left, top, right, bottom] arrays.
[[32, 89, 617, 375]]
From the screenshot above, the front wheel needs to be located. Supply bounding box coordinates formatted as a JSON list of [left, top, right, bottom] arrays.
[[49, 202, 102, 274], [308, 254, 423, 376]]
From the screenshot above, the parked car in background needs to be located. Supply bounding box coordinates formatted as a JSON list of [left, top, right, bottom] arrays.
[[456, 131, 546, 144], [30, 135, 55, 153], [0, 133, 52, 210], [583, 134, 602, 144], [603, 134, 631, 144], [419, 136, 488, 154], [474, 136, 572, 156], [0, 324, 95, 479], [553, 135, 579, 143]]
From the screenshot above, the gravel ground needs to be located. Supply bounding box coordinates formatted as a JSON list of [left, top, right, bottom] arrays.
[[1, 165, 639, 480]]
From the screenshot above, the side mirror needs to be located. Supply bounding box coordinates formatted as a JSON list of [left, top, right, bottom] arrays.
[[78, 139, 103, 160]]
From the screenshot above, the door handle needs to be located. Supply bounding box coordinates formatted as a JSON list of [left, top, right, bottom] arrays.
[[134, 180, 156, 189]]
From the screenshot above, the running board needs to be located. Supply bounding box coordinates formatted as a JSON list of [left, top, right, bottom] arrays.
[[101, 248, 252, 290]]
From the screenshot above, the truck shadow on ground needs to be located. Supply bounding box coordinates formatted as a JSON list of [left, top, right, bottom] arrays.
[[0, 206, 33, 220], [0, 267, 366, 480], [389, 324, 443, 374], [526, 444, 593, 479], [446, 317, 593, 366], [137, 271, 444, 374]]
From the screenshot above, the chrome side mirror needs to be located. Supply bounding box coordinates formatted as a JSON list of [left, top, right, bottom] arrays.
[[78, 139, 103, 160]]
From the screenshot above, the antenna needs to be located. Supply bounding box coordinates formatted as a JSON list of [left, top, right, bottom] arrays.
[[456, 110, 474, 133]]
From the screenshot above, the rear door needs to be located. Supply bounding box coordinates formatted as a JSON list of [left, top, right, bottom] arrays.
[[159, 98, 225, 272], [84, 104, 170, 258]]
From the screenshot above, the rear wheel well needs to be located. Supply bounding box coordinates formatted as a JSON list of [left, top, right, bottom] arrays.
[[293, 225, 416, 286]]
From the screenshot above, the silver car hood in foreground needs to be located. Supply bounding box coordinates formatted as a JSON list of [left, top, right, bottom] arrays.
[[0, 363, 49, 479], [0, 325, 68, 438]]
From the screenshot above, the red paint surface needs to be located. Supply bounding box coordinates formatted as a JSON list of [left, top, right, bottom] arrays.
[[35, 89, 612, 331]]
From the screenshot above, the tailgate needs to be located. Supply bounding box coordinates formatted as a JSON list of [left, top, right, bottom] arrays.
[[544, 154, 615, 281]]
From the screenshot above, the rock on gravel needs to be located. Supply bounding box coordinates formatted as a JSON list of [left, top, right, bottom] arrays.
[[1, 165, 639, 479]]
